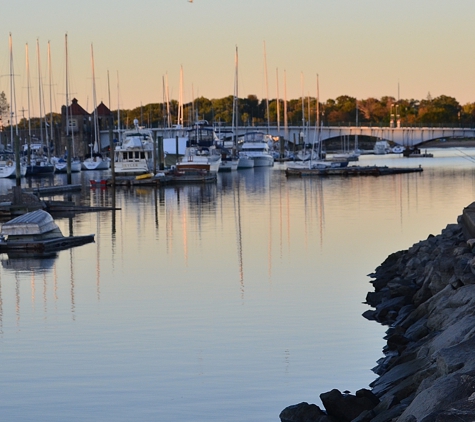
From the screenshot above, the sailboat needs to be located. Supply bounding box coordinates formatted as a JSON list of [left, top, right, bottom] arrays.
[[54, 34, 81, 173], [25, 39, 54, 176], [0, 33, 27, 179], [81, 44, 109, 171], [220, 46, 239, 172]]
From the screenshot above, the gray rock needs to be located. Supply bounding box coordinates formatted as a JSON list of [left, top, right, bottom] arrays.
[[320, 389, 378, 422], [370, 358, 429, 397], [435, 334, 475, 376], [398, 371, 475, 421], [279, 402, 328, 422]]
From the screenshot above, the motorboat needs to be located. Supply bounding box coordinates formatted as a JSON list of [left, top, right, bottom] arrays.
[[177, 146, 221, 173], [176, 122, 222, 173], [113, 122, 154, 176], [237, 153, 254, 169], [374, 140, 391, 155], [239, 131, 274, 167], [391, 145, 405, 154], [0, 209, 94, 253], [218, 148, 239, 172], [287, 159, 349, 172], [332, 151, 360, 162], [219, 157, 239, 172]]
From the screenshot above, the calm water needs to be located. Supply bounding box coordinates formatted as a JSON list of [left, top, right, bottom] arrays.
[[1, 148, 475, 421]]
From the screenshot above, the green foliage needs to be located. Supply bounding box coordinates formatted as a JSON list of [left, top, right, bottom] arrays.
[[0, 91, 9, 128], [1, 91, 472, 131]]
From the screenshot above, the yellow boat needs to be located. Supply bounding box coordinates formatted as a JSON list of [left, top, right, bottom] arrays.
[[135, 172, 153, 180]]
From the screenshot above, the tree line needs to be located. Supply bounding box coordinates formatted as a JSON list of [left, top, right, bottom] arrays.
[[119, 93, 475, 129], [1, 91, 475, 131]]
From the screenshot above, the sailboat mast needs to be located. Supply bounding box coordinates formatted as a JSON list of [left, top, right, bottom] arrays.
[[165, 73, 171, 128], [25, 43, 32, 160], [9, 33, 21, 184], [65, 33, 76, 158], [284, 70, 288, 140], [65, 34, 69, 139], [9, 34, 14, 146], [316, 74, 320, 128], [178, 65, 184, 127], [117, 71, 121, 138], [301, 72, 305, 141], [263, 41, 270, 132], [36, 39, 45, 145], [232, 45, 239, 149], [47, 41, 53, 159], [91, 43, 98, 154], [276, 68, 280, 135]]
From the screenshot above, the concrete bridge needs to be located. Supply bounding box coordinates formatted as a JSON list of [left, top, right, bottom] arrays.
[[229, 125, 475, 148], [101, 125, 475, 150]]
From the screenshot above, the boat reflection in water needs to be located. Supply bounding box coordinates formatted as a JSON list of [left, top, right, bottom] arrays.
[[1, 251, 57, 273]]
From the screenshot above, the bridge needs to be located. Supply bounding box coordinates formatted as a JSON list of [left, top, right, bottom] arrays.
[[230, 126, 475, 148], [100, 125, 475, 150]]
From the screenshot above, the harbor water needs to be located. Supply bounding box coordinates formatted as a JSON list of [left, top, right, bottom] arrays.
[[1, 148, 475, 421]]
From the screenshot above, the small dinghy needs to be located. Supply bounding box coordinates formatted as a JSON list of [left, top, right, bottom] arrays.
[[0, 210, 94, 252]]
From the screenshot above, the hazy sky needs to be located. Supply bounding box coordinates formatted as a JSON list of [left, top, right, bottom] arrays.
[[1, 0, 475, 115]]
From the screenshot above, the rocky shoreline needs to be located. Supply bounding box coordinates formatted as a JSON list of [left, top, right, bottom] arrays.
[[280, 203, 475, 422]]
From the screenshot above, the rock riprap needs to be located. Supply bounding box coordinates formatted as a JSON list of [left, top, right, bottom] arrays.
[[280, 203, 475, 422]]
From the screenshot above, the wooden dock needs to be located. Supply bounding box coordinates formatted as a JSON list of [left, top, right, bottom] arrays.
[[106, 170, 217, 186], [285, 165, 424, 178]]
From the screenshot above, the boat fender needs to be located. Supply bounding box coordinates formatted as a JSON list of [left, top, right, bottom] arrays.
[[6, 160, 13, 167]]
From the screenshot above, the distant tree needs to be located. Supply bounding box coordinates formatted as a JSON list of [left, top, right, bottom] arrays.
[[0, 91, 9, 130], [418, 95, 460, 124]]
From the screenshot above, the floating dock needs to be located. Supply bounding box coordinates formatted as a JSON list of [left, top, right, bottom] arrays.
[[285, 165, 424, 177], [107, 170, 217, 186]]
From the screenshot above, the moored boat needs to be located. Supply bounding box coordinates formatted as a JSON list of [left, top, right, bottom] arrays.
[[113, 121, 154, 176], [81, 154, 110, 171], [0, 209, 94, 252], [239, 131, 274, 167], [0, 158, 27, 178], [237, 153, 254, 169], [53, 157, 82, 173]]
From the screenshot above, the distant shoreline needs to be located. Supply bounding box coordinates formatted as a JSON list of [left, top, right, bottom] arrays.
[[422, 139, 475, 148]]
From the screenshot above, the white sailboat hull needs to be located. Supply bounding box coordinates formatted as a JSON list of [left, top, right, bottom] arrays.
[[81, 158, 109, 171]]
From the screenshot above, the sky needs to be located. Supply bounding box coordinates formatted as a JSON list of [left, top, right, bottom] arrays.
[[1, 0, 475, 116]]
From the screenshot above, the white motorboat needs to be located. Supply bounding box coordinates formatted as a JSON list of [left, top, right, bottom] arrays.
[[239, 131, 274, 167], [176, 122, 222, 173], [177, 146, 221, 173], [391, 145, 405, 154], [237, 153, 254, 169], [332, 150, 360, 162], [113, 122, 154, 176], [219, 157, 239, 172], [287, 159, 349, 171], [374, 140, 391, 155]]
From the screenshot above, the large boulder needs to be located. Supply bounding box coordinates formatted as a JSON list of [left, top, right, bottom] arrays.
[[319, 389, 379, 422], [279, 402, 329, 422], [399, 371, 475, 421]]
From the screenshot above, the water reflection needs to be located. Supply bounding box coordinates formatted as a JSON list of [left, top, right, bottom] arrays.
[[3, 151, 475, 422], [1, 252, 58, 272]]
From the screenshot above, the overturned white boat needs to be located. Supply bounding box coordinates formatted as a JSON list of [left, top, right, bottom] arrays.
[[0, 210, 94, 252]]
